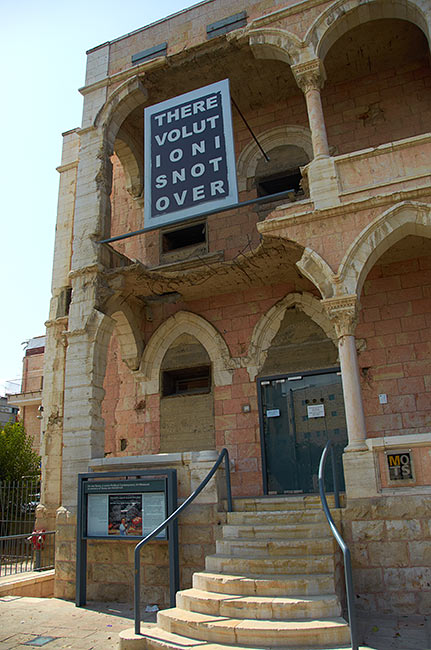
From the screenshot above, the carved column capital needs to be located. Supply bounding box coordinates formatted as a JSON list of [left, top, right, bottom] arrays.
[[322, 295, 360, 338], [291, 59, 326, 93]]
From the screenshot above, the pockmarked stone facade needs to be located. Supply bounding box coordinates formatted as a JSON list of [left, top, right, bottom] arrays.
[[40, 0, 431, 615]]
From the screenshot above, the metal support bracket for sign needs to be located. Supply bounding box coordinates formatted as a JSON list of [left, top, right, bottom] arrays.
[[76, 469, 178, 608]]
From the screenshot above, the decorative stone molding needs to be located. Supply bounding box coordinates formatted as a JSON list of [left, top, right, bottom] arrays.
[[336, 201, 431, 296], [104, 296, 144, 371], [139, 311, 237, 394], [94, 75, 148, 137], [247, 27, 304, 65], [68, 264, 104, 280], [236, 125, 313, 192], [247, 292, 337, 380], [291, 59, 326, 93], [322, 295, 360, 338], [296, 247, 336, 299]]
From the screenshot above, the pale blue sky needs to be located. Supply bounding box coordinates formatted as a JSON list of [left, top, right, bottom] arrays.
[[0, 0, 199, 395]]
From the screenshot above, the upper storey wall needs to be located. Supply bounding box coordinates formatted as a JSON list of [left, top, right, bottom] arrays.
[[87, 0, 328, 81], [73, 0, 431, 278]]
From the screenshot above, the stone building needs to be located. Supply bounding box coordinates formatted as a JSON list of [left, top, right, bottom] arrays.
[[0, 396, 18, 428], [7, 335, 45, 450], [40, 0, 431, 627]]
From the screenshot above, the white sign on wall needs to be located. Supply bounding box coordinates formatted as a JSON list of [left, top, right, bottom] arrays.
[[307, 404, 325, 419], [144, 79, 238, 228]]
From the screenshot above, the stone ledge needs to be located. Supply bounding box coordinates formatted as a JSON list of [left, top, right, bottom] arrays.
[[0, 569, 55, 598], [89, 449, 219, 471], [366, 432, 431, 450]]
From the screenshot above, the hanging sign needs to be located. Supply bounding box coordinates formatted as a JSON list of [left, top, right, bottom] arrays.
[[144, 79, 238, 228]]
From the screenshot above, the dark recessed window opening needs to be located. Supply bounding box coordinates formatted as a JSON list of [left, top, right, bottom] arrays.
[[162, 223, 206, 253], [162, 365, 211, 397], [257, 169, 302, 197], [65, 287, 73, 314]]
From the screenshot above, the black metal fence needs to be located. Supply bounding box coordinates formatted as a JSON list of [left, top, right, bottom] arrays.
[[0, 479, 40, 537], [0, 531, 55, 576], [0, 479, 55, 576]]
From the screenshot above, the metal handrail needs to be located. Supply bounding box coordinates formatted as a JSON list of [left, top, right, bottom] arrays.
[[318, 441, 358, 650], [134, 448, 233, 635]]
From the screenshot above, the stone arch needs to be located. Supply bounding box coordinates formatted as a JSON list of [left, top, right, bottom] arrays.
[[89, 310, 116, 389], [104, 297, 144, 371], [140, 311, 236, 394], [247, 292, 337, 380], [337, 201, 431, 296], [93, 76, 148, 207], [115, 121, 144, 198], [95, 76, 149, 152], [247, 27, 308, 66], [296, 247, 337, 299], [306, 0, 431, 61], [237, 125, 313, 191]]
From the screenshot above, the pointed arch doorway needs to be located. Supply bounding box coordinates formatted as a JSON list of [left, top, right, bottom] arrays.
[[256, 305, 348, 495], [258, 369, 347, 494]]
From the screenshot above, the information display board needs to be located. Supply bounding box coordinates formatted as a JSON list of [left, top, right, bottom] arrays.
[[144, 79, 238, 228], [84, 478, 167, 539]]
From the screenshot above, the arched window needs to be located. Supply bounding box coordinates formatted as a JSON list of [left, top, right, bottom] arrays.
[[255, 144, 310, 198]]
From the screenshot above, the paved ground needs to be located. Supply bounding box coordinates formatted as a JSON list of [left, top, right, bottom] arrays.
[[0, 597, 156, 649], [0, 595, 429, 649], [357, 612, 431, 650]]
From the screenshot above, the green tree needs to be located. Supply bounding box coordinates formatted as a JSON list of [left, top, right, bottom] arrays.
[[0, 422, 40, 482]]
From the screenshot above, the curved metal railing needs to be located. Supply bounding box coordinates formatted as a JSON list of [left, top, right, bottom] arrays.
[[318, 440, 358, 650], [134, 448, 233, 635]]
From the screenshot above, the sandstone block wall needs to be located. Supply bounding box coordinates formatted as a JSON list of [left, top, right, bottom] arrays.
[[54, 451, 226, 605], [357, 252, 431, 438], [342, 495, 431, 615]]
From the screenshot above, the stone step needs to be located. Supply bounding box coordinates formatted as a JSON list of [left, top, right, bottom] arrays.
[[157, 607, 351, 647], [120, 623, 368, 650], [226, 510, 337, 526], [230, 495, 344, 512], [216, 538, 335, 557], [193, 571, 336, 597], [222, 523, 332, 540], [205, 554, 335, 576], [176, 588, 342, 620]]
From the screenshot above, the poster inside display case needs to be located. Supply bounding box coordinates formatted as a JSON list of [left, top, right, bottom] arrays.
[[85, 478, 167, 539]]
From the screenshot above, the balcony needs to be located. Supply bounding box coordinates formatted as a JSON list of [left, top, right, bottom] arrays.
[[335, 133, 431, 204]]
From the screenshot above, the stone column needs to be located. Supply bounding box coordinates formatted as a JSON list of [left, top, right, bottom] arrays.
[[323, 296, 367, 452], [292, 59, 329, 160], [292, 59, 340, 209], [324, 296, 380, 498]]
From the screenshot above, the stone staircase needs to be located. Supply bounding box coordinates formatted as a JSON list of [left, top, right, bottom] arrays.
[[120, 495, 358, 650]]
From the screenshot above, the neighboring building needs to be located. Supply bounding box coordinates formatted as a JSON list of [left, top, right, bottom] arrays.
[[0, 396, 18, 427], [40, 0, 431, 620], [8, 336, 45, 451]]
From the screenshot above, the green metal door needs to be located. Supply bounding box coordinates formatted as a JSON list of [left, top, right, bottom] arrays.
[[259, 370, 348, 494]]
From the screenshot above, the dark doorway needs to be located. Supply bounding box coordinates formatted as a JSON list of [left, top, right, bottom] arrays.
[[258, 369, 348, 494]]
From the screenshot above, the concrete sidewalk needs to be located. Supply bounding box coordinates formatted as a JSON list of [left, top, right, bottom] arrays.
[[0, 596, 156, 649], [0, 595, 429, 649]]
